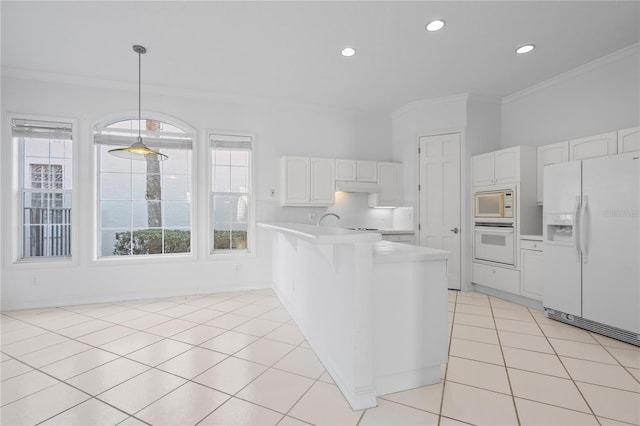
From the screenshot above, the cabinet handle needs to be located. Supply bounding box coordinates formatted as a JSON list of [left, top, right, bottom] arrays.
[[450, 227, 459, 234]]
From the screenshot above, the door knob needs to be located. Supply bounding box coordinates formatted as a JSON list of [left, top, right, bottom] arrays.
[[450, 227, 459, 234]]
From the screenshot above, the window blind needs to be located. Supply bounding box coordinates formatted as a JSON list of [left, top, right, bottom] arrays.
[[12, 118, 72, 140]]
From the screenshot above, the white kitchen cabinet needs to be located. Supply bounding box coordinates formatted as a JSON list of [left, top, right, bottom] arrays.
[[537, 141, 569, 204], [520, 238, 543, 301], [335, 159, 357, 181], [356, 160, 378, 182], [472, 146, 524, 187], [471, 152, 494, 187], [310, 158, 336, 205], [281, 156, 335, 206], [569, 131, 617, 161], [472, 262, 520, 294], [335, 159, 378, 182], [618, 126, 640, 153], [368, 162, 403, 207]]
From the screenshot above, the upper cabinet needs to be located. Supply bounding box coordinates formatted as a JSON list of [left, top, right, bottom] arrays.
[[618, 126, 640, 154], [335, 159, 377, 182], [472, 146, 523, 187], [281, 157, 335, 206], [368, 162, 403, 207], [569, 131, 617, 161], [537, 141, 569, 204]]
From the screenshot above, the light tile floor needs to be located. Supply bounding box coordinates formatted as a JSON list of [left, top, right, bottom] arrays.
[[1, 289, 639, 425]]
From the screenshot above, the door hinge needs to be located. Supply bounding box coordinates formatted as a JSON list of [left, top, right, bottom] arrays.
[[418, 224, 421, 231], [418, 147, 421, 154], [418, 184, 421, 191]]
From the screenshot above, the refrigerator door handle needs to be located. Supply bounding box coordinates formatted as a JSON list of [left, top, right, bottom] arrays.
[[580, 195, 589, 264], [573, 196, 581, 262]]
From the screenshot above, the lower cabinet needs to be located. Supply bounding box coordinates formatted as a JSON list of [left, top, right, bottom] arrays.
[[520, 239, 543, 301], [472, 262, 520, 294]]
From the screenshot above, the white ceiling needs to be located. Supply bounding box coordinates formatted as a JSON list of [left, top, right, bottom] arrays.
[[2, 1, 639, 114]]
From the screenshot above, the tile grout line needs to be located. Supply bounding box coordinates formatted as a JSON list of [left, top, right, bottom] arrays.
[[487, 294, 522, 426], [437, 289, 459, 426], [528, 305, 602, 424]]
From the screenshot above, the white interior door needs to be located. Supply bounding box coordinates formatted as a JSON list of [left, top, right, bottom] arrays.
[[419, 133, 461, 290]]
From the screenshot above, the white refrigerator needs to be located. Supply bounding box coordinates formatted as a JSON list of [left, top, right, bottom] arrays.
[[543, 152, 639, 344]]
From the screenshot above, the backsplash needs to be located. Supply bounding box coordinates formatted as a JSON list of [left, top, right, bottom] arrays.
[[257, 192, 414, 230]]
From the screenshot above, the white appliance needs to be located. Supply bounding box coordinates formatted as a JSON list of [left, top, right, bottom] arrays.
[[473, 224, 516, 266], [474, 189, 514, 221], [543, 152, 640, 346]]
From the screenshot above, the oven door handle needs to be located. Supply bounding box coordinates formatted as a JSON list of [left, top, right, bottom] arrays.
[[475, 227, 514, 233]]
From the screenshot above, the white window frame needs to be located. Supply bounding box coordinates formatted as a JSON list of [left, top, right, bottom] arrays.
[[93, 113, 196, 262], [7, 113, 78, 265], [208, 131, 256, 258]]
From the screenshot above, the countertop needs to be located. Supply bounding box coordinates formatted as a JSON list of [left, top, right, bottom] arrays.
[[373, 240, 449, 263], [259, 222, 448, 263]]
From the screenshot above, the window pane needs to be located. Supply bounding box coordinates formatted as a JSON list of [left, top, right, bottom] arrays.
[[164, 202, 190, 227], [163, 175, 190, 201], [131, 173, 148, 200], [230, 167, 248, 192], [162, 149, 190, 174], [104, 229, 130, 256], [230, 151, 248, 166], [214, 150, 230, 165], [50, 139, 65, 158], [213, 226, 231, 250], [101, 173, 131, 200], [213, 166, 230, 193], [101, 201, 131, 228], [100, 146, 131, 173], [231, 223, 248, 249], [164, 228, 191, 254]]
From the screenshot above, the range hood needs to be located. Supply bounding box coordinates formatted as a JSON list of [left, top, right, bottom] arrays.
[[335, 180, 379, 193]]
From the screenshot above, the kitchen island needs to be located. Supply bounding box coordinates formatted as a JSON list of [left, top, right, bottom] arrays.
[[258, 222, 449, 410]]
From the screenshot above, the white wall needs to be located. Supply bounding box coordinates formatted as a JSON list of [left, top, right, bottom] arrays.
[[502, 44, 640, 148], [1, 76, 392, 310]]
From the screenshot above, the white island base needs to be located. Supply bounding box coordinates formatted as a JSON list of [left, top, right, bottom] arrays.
[[259, 222, 449, 410]]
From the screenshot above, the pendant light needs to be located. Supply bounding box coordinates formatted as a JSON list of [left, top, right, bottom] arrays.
[[109, 45, 168, 161]]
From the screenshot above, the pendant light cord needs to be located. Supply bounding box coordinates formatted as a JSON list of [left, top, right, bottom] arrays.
[[138, 47, 142, 140]]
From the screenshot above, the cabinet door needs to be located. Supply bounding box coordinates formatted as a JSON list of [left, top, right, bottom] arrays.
[[309, 158, 335, 205], [369, 162, 402, 207], [471, 152, 495, 187], [281, 157, 309, 205], [537, 141, 569, 203], [335, 159, 357, 180], [618, 126, 640, 153], [569, 131, 617, 161], [493, 147, 520, 185], [521, 248, 543, 301], [356, 160, 378, 182]]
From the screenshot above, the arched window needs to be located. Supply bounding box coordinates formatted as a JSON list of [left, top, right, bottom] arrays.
[[94, 117, 193, 257]]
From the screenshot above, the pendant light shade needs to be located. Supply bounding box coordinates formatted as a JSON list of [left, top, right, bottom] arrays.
[[109, 45, 168, 161]]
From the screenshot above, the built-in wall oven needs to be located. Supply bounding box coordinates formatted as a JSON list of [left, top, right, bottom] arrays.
[[474, 223, 516, 266]]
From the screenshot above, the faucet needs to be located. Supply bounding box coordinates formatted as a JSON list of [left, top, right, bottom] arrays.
[[317, 212, 341, 227]]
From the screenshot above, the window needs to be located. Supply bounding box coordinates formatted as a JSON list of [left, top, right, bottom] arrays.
[[95, 118, 193, 257], [12, 118, 73, 259], [210, 133, 252, 253]]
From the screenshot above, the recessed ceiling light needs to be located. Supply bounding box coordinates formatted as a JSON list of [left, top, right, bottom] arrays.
[[341, 47, 356, 57], [425, 19, 446, 32], [515, 44, 535, 54]]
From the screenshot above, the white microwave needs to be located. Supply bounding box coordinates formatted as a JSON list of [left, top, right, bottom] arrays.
[[474, 189, 514, 220]]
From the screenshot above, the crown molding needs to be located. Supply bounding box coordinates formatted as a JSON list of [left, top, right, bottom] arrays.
[[502, 43, 640, 105]]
